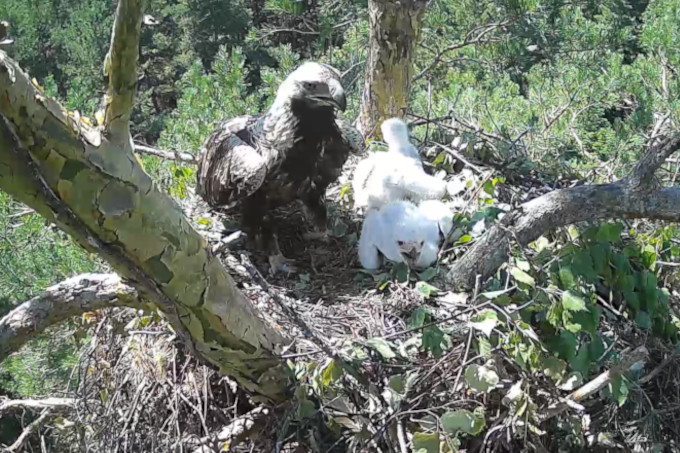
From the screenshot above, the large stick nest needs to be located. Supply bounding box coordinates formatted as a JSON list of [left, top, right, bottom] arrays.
[[40, 150, 680, 453]]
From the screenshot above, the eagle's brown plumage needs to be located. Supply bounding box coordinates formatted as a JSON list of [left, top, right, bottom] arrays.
[[196, 62, 363, 272]]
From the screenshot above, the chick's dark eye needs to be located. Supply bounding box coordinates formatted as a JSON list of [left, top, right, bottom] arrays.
[[303, 82, 315, 89], [397, 240, 404, 246], [420, 241, 424, 246]]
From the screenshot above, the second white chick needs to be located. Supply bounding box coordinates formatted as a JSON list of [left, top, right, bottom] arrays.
[[352, 118, 448, 211], [358, 200, 453, 270]]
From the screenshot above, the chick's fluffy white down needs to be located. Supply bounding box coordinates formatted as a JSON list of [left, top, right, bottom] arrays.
[[352, 119, 448, 210], [358, 200, 453, 270]]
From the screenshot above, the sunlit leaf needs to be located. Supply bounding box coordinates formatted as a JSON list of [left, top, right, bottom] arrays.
[[365, 338, 396, 359], [441, 409, 485, 435]]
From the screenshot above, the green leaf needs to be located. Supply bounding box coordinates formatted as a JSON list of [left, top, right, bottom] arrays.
[[469, 309, 499, 337], [321, 360, 341, 387], [596, 223, 623, 242], [297, 399, 316, 419], [541, 356, 567, 381], [412, 432, 440, 453], [480, 288, 513, 300], [635, 311, 652, 330], [483, 180, 495, 195], [609, 376, 629, 407], [516, 260, 531, 271], [422, 326, 445, 358], [197, 217, 212, 226], [559, 265, 576, 289], [365, 338, 396, 359], [441, 409, 485, 435], [417, 267, 437, 282], [389, 374, 405, 394], [569, 343, 591, 377], [477, 337, 492, 357], [562, 290, 587, 312], [408, 307, 429, 329], [416, 281, 439, 298], [641, 244, 657, 270], [464, 364, 499, 393], [392, 262, 409, 283], [511, 267, 535, 287], [455, 234, 472, 244]]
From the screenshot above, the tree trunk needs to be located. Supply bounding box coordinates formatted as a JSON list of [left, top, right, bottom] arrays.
[[356, 0, 428, 138], [0, 0, 289, 403]]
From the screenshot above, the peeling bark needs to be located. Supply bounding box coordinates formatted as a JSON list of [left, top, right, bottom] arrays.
[[0, 0, 289, 402], [0, 274, 141, 362], [103, 0, 144, 146], [446, 136, 680, 290], [356, 0, 428, 138]]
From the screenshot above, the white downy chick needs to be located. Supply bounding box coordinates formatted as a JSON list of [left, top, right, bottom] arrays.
[[352, 118, 449, 211], [418, 199, 454, 239], [358, 200, 447, 270]]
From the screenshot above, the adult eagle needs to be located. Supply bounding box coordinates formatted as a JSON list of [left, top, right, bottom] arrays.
[[196, 62, 363, 273]]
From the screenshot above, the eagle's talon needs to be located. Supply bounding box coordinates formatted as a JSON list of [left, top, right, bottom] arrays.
[[268, 254, 298, 275]]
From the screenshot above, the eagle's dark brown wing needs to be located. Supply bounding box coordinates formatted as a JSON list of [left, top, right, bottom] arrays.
[[336, 117, 364, 155], [195, 115, 271, 208]]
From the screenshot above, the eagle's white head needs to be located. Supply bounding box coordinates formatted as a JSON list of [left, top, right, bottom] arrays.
[[274, 61, 347, 112]]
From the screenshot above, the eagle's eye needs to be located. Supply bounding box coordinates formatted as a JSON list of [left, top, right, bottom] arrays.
[[302, 82, 316, 90]]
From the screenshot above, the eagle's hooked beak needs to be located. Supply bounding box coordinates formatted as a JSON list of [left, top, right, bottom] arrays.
[[312, 79, 346, 111], [330, 84, 347, 111]]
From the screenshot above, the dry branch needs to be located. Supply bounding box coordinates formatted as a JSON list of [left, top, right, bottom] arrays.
[[446, 135, 680, 290], [134, 143, 196, 163], [0, 397, 83, 414], [539, 346, 649, 422], [3, 410, 51, 453], [0, 274, 140, 361]]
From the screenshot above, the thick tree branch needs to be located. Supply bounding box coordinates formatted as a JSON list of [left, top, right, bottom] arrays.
[[103, 0, 145, 145], [447, 177, 680, 289], [627, 135, 680, 189], [0, 17, 288, 401], [0, 274, 140, 362]]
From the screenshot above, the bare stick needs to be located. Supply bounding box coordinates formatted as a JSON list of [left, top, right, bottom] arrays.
[[134, 144, 196, 164], [5, 409, 51, 452], [539, 346, 648, 422]]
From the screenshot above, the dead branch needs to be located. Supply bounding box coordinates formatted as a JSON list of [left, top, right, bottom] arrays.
[[0, 397, 82, 414], [539, 346, 649, 422], [0, 273, 141, 362], [134, 143, 196, 163], [446, 134, 680, 290], [103, 0, 145, 145], [2, 410, 51, 453]]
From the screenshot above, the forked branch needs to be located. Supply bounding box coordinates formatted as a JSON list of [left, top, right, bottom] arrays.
[[446, 134, 680, 289]]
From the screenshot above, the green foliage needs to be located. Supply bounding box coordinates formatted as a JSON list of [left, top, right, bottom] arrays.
[[0, 192, 98, 396]]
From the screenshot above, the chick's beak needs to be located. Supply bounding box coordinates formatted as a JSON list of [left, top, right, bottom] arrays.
[[398, 242, 420, 268]]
